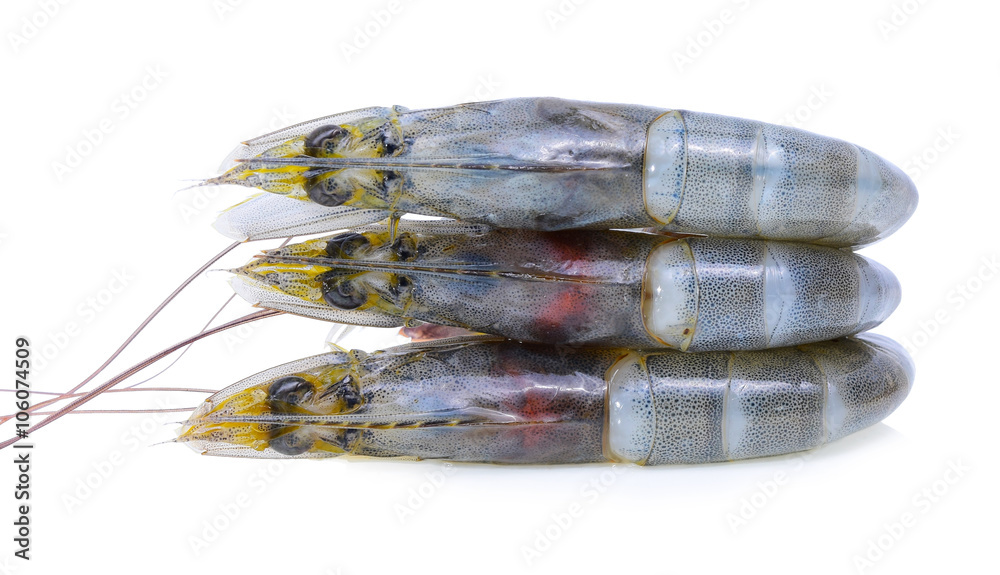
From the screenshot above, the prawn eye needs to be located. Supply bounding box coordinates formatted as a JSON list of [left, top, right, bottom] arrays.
[[306, 176, 352, 207], [268, 376, 314, 406], [304, 124, 348, 155], [390, 234, 417, 261], [319, 275, 368, 310], [269, 430, 315, 456], [326, 232, 370, 258]]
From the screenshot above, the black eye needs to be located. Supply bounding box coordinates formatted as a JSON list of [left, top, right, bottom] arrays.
[[390, 234, 417, 261], [320, 277, 367, 310], [325, 232, 369, 258], [306, 176, 352, 207], [304, 124, 348, 155], [269, 430, 314, 456], [268, 376, 314, 406]]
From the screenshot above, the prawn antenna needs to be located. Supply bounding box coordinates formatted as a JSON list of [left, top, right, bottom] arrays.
[[0, 308, 283, 450]]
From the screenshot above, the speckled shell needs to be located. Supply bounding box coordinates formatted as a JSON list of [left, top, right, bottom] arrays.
[[606, 333, 913, 464], [644, 110, 918, 247]]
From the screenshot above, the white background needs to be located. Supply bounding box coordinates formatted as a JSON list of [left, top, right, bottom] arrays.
[[2, 1, 997, 573]]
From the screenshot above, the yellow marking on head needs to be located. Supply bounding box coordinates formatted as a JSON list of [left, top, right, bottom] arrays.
[[247, 261, 330, 278]]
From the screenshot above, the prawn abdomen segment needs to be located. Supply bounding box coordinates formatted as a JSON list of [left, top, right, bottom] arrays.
[[642, 111, 918, 246], [606, 335, 913, 464], [641, 238, 900, 351]]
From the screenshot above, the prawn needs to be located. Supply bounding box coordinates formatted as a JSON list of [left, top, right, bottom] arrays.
[[206, 97, 918, 247], [227, 221, 900, 351], [1, 99, 916, 467], [176, 333, 914, 464]]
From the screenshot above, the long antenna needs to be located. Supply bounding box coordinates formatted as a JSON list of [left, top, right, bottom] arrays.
[[0, 387, 218, 424], [0, 308, 283, 450], [123, 293, 240, 389], [64, 241, 242, 397]]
